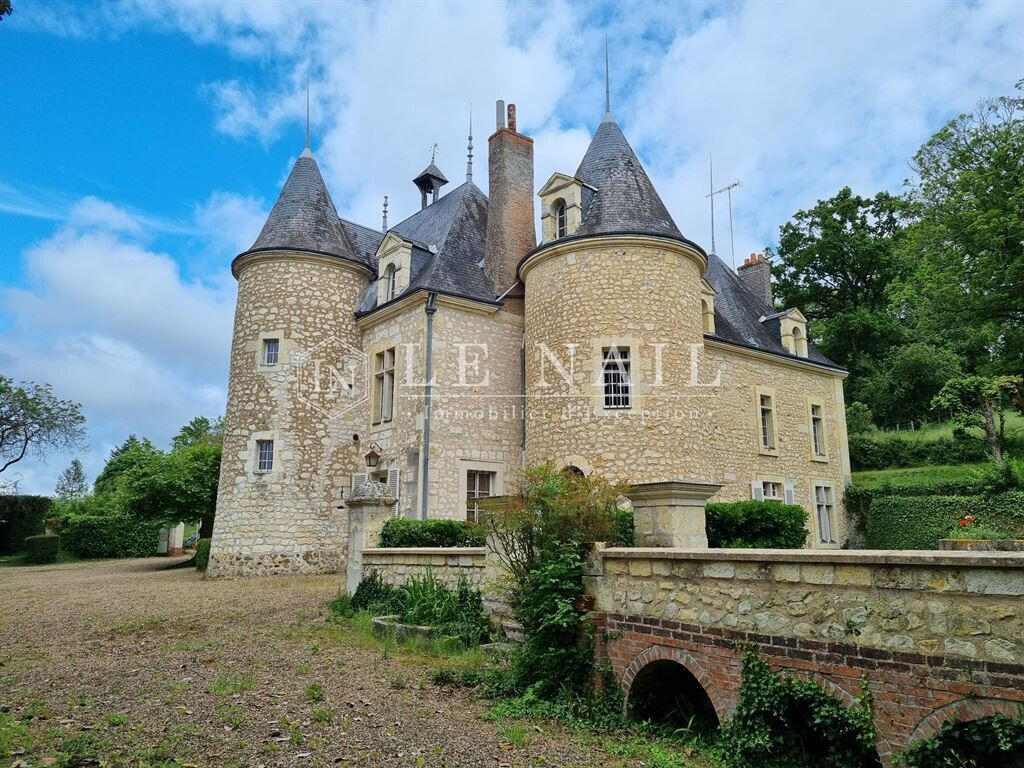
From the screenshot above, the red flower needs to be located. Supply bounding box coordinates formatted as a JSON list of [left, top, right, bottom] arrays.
[[959, 520, 968, 527], [965, 515, 975, 522]]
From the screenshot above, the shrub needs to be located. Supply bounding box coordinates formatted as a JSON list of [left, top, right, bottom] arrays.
[[379, 518, 484, 548], [705, 501, 808, 548], [611, 507, 634, 546], [399, 570, 489, 646], [350, 571, 402, 614], [24, 533, 59, 564], [865, 492, 1024, 549], [60, 512, 162, 559], [720, 652, 880, 768], [849, 433, 989, 471], [0, 495, 53, 554], [895, 712, 1024, 767], [194, 538, 211, 572]]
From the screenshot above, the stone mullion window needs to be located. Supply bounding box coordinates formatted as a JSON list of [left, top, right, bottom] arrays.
[[815, 484, 836, 544]]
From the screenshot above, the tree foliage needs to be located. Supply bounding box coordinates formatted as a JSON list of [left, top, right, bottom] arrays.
[[0, 375, 86, 476], [931, 375, 1023, 460], [55, 459, 88, 501]]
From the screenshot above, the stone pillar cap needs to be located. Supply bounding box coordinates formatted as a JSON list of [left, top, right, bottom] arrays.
[[625, 480, 722, 502], [345, 480, 396, 505]]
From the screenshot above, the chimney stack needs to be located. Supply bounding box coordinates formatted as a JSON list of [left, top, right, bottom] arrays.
[[736, 252, 773, 309], [483, 100, 535, 302]]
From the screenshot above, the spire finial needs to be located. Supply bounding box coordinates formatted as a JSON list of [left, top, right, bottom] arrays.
[[382, 195, 389, 233], [305, 78, 310, 149], [466, 106, 474, 183], [604, 34, 610, 115], [430, 142, 439, 164]]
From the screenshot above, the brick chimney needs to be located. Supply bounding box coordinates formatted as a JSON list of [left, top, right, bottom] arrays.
[[484, 100, 535, 302], [737, 252, 773, 308]]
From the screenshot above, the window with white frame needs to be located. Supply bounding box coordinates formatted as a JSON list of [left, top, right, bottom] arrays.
[[602, 347, 631, 409], [554, 200, 567, 238], [815, 484, 836, 544], [256, 439, 274, 472], [373, 348, 395, 424], [382, 263, 397, 302], [263, 338, 279, 366], [811, 404, 826, 457], [466, 470, 495, 523], [759, 393, 776, 451], [762, 480, 783, 501]]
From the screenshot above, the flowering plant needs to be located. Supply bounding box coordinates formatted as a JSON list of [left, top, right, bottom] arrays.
[[948, 514, 1008, 541]]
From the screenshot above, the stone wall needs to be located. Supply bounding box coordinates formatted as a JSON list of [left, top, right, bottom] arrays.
[[362, 547, 488, 588]]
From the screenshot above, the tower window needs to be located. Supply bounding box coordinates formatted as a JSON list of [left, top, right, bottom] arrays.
[[263, 338, 279, 366], [256, 439, 274, 472], [374, 347, 395, 424], [383, 263, 397, 302], [602, 347, 631, 409], [555, 200, 567, 238]]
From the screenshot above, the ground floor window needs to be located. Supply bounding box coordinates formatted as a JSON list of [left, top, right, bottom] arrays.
[[466, 470, 495, 523], [815, 484, 836, 544], [762, 480, 783, 501]]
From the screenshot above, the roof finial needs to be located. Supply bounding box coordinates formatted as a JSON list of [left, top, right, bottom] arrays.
[[604, 34, 611, 115], [430, 142, 439, 164], [466, 106, 474, 183], [305, 78, 310, 149], [382, 195, 389, 233]]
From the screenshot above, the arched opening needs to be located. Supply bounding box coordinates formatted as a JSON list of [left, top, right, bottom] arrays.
[[903, 710, 1024, 766], [383, 263, 397, 302], [554, 199, 567, 238], [792, 325, 807, 357], [561, 465, 585, 478], [701, 298, 713, 332], [627, 660, 719, 737]]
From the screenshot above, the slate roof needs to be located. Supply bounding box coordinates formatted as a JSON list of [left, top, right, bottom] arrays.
[[356, 181, 495, 315], [242, 149, 375, 270], [413, 162, 449, 186], [704, 252, 843, 371], [574, 113, 684, 240]]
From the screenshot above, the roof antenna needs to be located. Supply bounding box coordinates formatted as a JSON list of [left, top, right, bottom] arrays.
[[466, 106, 473, 183], [305, 78, 310, 149], [708, 178, 742, 269], [604, 34, 611, 115], [381, 195, 389, 233], [704, 153, 717, 254]]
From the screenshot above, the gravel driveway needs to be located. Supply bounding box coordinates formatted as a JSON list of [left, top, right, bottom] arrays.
[[0, 557, 629, 767]]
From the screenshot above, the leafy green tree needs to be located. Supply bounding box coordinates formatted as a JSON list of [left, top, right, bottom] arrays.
[[845, 402, 876, 435], [895, 84, 1024, 393], [0, 375, 86, 476], [852, 343, 961, 428], [55, 458, 88, 500], [92, 435, 160, 495], [171, 416, 223, 451], [931, 375, 1023, 460]]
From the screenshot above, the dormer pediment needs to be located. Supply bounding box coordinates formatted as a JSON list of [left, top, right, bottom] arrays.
[[375, 232, 411, 259]]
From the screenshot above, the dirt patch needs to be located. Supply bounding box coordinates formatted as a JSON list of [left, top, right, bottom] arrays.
[[0, 557, 618, 767]]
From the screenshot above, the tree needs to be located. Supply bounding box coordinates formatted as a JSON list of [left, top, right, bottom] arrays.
[[93, 435, 160, 495], [0, 375, 86, 476], [895, 84, 1024, 395], [55, 459, 88, 500], [851, 343, 962, 428], [931, 375, 1023, 460], [0, 1, 11, 21], [171, 416, 223, 451]]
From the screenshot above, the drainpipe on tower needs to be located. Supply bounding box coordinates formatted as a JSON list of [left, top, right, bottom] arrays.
[[420, 292, 438, 519]]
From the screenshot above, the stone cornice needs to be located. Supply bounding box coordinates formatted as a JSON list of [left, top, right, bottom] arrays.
[[598, 547, 1024, 568], [518, 233, 708, 283], [355, 289, 500, 329], [232, 248, 374, 280], [703, 336, 848, 378]]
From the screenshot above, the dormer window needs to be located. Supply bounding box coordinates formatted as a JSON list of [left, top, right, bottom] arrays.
[[700, 279, 717, 334], [555, 200, 567, 238], [383, 263, 397, 302], [791, 325, 807, 357]]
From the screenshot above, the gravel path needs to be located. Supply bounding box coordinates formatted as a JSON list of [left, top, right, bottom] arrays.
[[0, 557, 626, 767]]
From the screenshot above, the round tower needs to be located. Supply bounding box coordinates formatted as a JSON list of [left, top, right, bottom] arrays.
[[208, 147, 374, 577], [522, 113, 709, 485]]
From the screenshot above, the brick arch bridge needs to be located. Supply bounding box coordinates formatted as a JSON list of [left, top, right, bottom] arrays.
[[588, 547, 1024, 765]]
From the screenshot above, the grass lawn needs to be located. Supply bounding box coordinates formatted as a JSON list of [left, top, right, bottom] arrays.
[[851, 462, 991, 489], [870, 411, 1024, 444], [0, 549, 82, 568]]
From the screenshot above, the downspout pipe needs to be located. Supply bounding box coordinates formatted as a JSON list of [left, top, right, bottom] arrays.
[[420, 292, 438, 519]]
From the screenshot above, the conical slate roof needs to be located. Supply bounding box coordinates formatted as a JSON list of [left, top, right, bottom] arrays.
[[574, 113, 683, 240], [245, 148, 367, 268]]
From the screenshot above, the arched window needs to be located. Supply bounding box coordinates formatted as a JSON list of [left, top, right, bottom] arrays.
[[792, 325, 807, 357], [701, 299, 712, 333], [554, 200, 567, 238], [383, 263, 397, 302]]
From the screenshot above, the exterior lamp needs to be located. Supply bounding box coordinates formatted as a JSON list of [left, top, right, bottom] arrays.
[[364, 443, 382, 469]]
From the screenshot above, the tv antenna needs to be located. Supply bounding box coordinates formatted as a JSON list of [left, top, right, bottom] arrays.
[[707, 177, 742, 269]]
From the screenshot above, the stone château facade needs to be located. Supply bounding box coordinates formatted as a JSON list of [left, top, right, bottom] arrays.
[[207, 97, 852, 577]]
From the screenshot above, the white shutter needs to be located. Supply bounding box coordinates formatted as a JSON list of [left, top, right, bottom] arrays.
[[751, 480, 765, 501], [387, 468, 401, 500], [351, 473, 368, 492], [783, 483, 796, 505]]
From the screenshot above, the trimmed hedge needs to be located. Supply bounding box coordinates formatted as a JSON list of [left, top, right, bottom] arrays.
[[0, 495, 54, 554], [24, 533, 60, 564], [865, 492, 1024, 550], [61, 514, 162, 559], [706, 500, 809, 549], [195, 538, 211, 572], [379, 518, 484, 548], [849, 433, 989, 471]]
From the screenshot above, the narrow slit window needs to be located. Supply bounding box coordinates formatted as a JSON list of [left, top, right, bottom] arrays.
[[374, 348, 396, 423], [811, 404, 826, 457], [383, 264, 397, 302], [256, 439, 274, 472], [759, 393, 775, 450], [555, 200, 567, 238], [815, 485, 835, 544], [602, 347, 631, 409], [263, 338, 279, 366]]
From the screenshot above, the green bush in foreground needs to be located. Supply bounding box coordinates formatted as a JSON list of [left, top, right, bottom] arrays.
[[895, 711, 1024, 767], [379, 517, 484, 548], [866, 492, 1024, 549], [720, 653, 880, 768], [24, 533, 60, 564], [194, 537, 211, 572], [705, 501, 808, 548]]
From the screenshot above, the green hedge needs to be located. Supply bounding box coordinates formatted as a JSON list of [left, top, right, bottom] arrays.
[[0, 495, 54, 554], [379, 518, 484, 548], [849, 433, 989, 471], [706, 501, 809, 548], [61, 514, 162, 559], [195, 538, 211, 572], [24, 533, 60, 564], [865, 492, 1024, 549]]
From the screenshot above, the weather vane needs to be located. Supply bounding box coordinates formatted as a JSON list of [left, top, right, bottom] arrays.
[[430, 142, 439, 163]]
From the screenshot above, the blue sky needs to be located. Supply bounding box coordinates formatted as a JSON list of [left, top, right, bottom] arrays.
[[1, 0, 1022, 494]]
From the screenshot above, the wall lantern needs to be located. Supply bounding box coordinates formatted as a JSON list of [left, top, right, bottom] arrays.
[[364, 443, 382, 469]]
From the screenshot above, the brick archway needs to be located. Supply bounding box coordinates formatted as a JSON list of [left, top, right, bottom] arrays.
[[905, 697, 1024, 749], [621, 645, 730, 722]]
